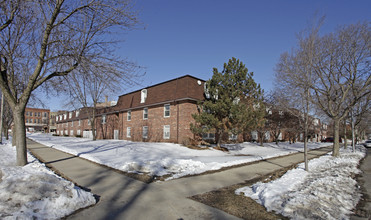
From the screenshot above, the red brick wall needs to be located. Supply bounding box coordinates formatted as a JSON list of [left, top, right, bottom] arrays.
[[114, 101, 199, 143]]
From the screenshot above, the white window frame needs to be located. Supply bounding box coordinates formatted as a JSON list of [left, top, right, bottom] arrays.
[[142, 126, 148, 139], [78, 120, 81, 126], [127, 127, 131, 138], [127, 110, 131, 121], [143, 108, 148, 120], [71, 121, 74, 127], [76, 110, 80, 117], [163, 125, 170, 139], [102, 114, 106, 124], [164, 104, 170, 118]]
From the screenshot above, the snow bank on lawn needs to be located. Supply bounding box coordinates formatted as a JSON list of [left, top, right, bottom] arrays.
[[236, 146, 366, 220], [28, 133, 329, 180], [0, 139, 96, 220]]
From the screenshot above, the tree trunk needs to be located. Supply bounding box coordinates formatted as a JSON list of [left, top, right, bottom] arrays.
[[343, 119, 347, 149], [216, 130, 222, 148], [13, 107, 27, 165], [4, 124, 9, 140], [351, 111, 355, 152], [91, 107, 97, 141], [332, 119, 340, 157], [12, 123, 16, 146]]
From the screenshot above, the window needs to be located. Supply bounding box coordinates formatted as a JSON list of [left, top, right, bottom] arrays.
[[142, 126, 148, 139], [251, 131, 258, 141], [202, 132, 215, 140], [127, 110, 131, 121], [76, 111, 80, 117], [163, 125, 170, 139], [44, 112, 48, 117], [102, 115, 106, 124], [38, 119, 40, 124], [64, 113, 67, 120], [127, 127, 131, 138], [143, 108, 148, 120], [78, 120, 81, 126], [141, 89, 147, 103], [164, 104, 170, 117], [70, 130, 74, 136], [26, 119, 29, 123], [265, 131, 270, 140], [30, 112, 33, 116], [229, 133, 238, 141], [30, 119, 32, 123], [38, 112, 41, 117], [71, 121, 74, 127], [26, 112, 29, 116], [88, 119, 91, 126], [69, 112, 72, 118]]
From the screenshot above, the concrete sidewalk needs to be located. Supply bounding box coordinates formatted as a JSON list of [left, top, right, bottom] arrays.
[[27, 139, 332, 220]]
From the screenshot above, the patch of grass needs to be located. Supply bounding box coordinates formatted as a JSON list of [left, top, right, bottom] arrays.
[[190, 166, 296, 220]]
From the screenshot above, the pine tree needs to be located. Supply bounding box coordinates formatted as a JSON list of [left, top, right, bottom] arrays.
[[191, 57, 264, 147]]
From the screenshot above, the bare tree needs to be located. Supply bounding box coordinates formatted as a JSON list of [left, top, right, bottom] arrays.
[[276, 21, 370, 158], [0, 0, 139, 165], [64, 60, 142, 141], [274, 17, 322, 170], [350, 95, 370, 150], [308, 22, 370, 156]]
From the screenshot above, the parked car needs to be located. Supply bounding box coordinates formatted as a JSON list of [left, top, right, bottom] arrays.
[[321, 137, 342, 143], [322, 137, 334, 142], [363, 140, 371, 148]]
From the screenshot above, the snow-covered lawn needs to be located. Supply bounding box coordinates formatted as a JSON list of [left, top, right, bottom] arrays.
[[0, 138, 96, 220], [28, 133, 330, 180], [236, 146, 366, 220]]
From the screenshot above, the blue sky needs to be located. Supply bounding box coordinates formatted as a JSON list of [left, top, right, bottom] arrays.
[[44, 0, 371, 111]]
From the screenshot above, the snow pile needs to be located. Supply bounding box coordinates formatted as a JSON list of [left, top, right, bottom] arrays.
[[236, 146, 366, 220], [28, 133, 329, 180], [0, 139, 96, 220]]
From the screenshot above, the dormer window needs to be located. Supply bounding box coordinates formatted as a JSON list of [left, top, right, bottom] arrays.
[[76, 110, 80, 117], [141, 89, 147, 103]]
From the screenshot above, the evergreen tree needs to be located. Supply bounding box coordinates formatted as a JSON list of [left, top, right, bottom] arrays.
[[191, 57, 264, 147]]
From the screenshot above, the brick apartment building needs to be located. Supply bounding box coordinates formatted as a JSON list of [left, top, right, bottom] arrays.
[[55, 74, 327, 144], [55, 75, 206, 144], [25, 107, 50, 132]]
